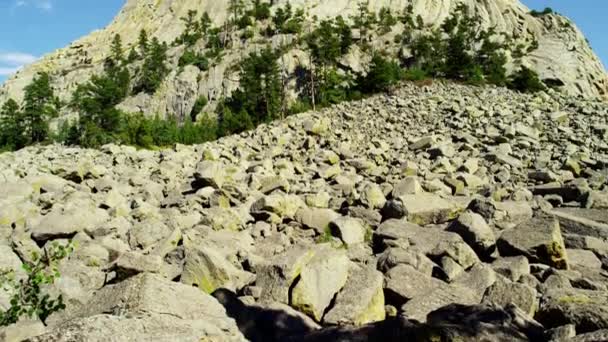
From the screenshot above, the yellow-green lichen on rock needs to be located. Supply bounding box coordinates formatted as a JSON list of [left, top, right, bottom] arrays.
[[290, 247, 349, 321]]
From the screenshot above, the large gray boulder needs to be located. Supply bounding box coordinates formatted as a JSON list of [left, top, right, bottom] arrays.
[[35, 273, 246, 342], [497, 214, 568, 269], [324, 266, 385, 326], [290, 246, 350, 322]]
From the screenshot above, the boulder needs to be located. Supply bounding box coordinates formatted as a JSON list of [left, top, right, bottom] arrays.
[[31, 207, 109, 242], [329, 216, 367, 246], [482, 277, 538, 317], [536, 288, 608, 333], [375, 219, 479, 270], [295, 208, 340, 235], [33, 273, 245, 342], [491, 256, 530, 282], [324, 266, 385, 326], [447, 210, 496, 258], [497, 214, 568, 269], [386, 193, 464, 225], [181, 233, 254, 293], [194, 160, 225, 189], [384, 264, 444, 304], [257, 246, 316, 304], [291, 246, 350, 321]]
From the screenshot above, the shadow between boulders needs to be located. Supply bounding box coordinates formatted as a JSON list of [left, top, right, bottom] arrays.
[[212, 289, 548, 342], [212, 288, 318, 342]]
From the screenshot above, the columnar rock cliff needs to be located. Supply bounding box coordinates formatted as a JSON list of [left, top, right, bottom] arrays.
[[0, 0, 606, 122]]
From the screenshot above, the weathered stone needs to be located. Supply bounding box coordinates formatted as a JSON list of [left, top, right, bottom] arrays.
[[0, 319, 46, 342], [257, 246, 316, 304], [567, 249, 603, 269], [359, 183, 386, 209], [375, 219, 479, 270], [385, 264, 444, 303], [181, 233, 254, 293], [447, 210, 496, 258], [376, 247, 435, 276], [536, 288, 608, 333], [329, 216, 366, 246], [401, 283, 479, 322], [324, 266, 385, 326], [295, 208, 340, 235], [497, 214, 569, 269], [482, 277, 538, 317], [291, 246, 350, 321], [194, 160, 225, 189], [31, 208, 109, 242], [389, 193, 464, 225], [37, 273, 246, 342], [491, 256, 530, 282]]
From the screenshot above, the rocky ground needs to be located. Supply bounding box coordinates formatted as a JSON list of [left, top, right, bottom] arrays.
[[1, 81, 608, 341]]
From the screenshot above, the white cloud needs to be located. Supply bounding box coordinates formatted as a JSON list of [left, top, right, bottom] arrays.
[[0, 67, 22, 76], [0, 52, 38, 77], [12, 0, 53, 12], [0, 52, 38, 66]]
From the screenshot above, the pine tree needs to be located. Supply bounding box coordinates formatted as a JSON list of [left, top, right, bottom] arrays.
[[0, 99, 26, 150], [199, 12, 212, 35], [136, 37, 168, 94], [22, 72, 57, 144], [252, 0, 271, 20], [180, 10, 202, 46], [225, 48, 282, 124], [110, 34, 124, 64], [229, 0, 245, 24], [71, 54, 131, 146], [138, 29, 149, 56], [509, 66, 545, 93], [127, 47, 139, 63]]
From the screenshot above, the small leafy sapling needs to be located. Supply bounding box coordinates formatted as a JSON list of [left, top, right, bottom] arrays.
[[0, 241, 75, 326]]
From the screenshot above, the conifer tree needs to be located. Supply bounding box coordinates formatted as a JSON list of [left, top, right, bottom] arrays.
[[136, 37, 168, 94], [111, 34, 124, 64], [22, 72, 57, 144], [138, 29, 149, 56], [0, 99, 26, 150], [199, 12, 212, 35], [127, 47, 139, 63]]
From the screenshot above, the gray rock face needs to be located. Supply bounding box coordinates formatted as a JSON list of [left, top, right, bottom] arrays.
[[497, 214, 569, 269], [34, 273, 246, 342], [536, 288, 608, 334]]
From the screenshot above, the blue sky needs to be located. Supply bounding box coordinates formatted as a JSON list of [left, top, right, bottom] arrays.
[[0, 0, 606, 84]]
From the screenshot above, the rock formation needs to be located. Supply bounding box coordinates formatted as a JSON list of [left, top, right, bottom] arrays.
[[0, 0, 606, 125], [1, 81, 608, 340]]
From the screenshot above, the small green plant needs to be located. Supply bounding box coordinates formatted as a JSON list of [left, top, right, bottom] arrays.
[[530, 7, 554, 17], [508, 66, 546, 93], [316, 226, 334, 244], [0, 242, 75, 326]]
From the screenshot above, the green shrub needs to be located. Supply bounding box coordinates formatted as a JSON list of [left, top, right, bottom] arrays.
[[0, 242, 74, 326], [179, 50, 209, 70], [403, 68, 428, 81], [360, 54, 402, 93], [190, 96, 208, 121], [251, 0, 271, 20], [241, 29, 255, 40], [530, 7, 554, 17], [508, 66, 546, 93]]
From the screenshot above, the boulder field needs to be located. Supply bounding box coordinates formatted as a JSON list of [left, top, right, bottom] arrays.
[[2, 81, 608, 341]]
